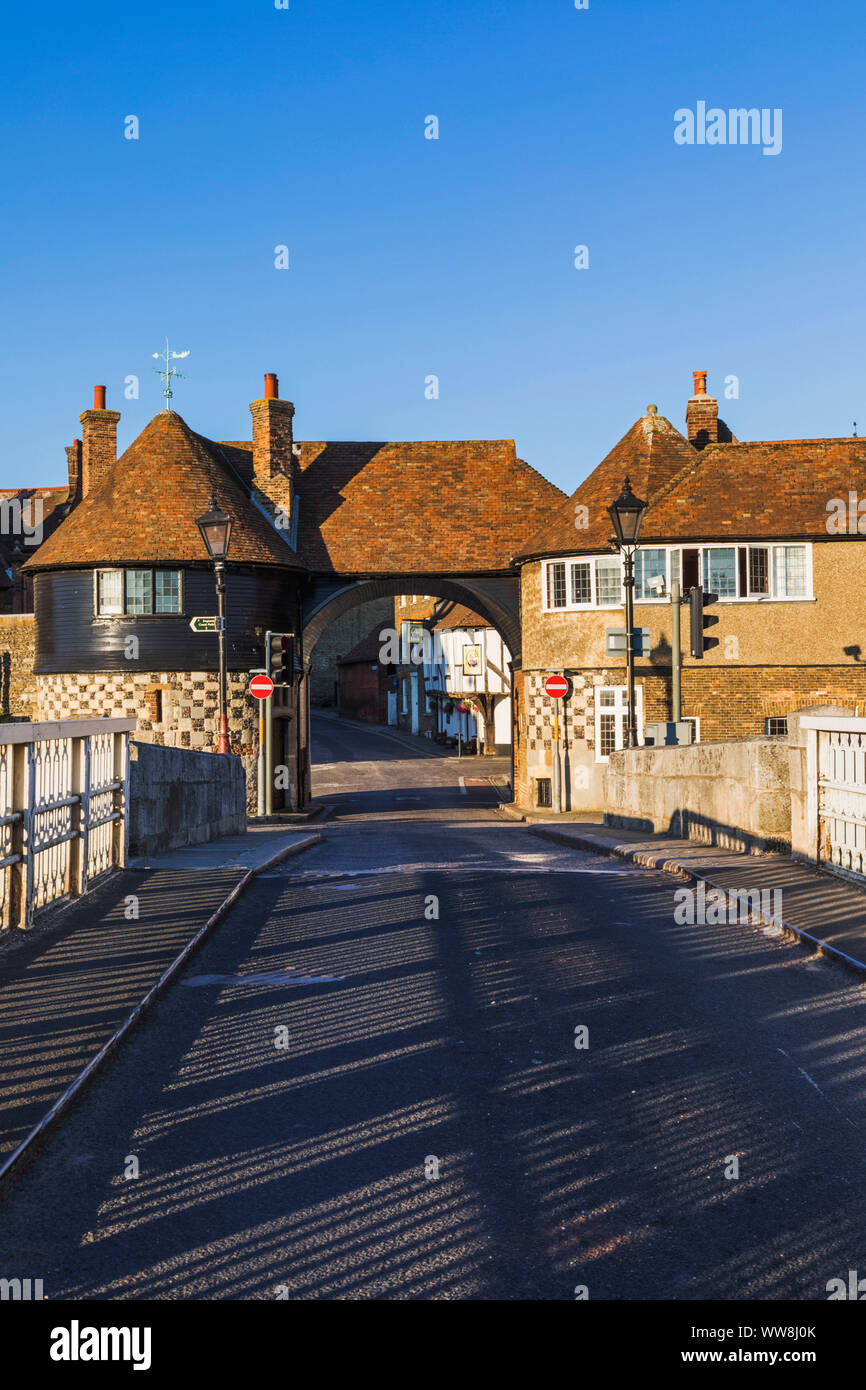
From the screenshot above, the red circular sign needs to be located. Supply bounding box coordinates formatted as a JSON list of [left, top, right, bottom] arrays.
[[544, 675, 569, 699], [249, 674, 275, 700]]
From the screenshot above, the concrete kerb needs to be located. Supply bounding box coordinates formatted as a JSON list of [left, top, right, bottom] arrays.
[[530, 825, 866, 981], [0, 831, 323, 1192]]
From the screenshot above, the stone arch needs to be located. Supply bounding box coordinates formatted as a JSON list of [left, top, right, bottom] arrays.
[[302, 574, 521, 666]]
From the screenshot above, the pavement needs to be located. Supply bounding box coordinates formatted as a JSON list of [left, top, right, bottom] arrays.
[[528, 821, 866, 976], [0, 824, 321, 1165], [5, 713, 866, 1300]]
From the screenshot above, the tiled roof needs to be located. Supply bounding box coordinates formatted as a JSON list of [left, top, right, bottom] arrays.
[[517, 412, 866, 557], [518, 411, 699, 558], [23, 412, 302, 571], [645, 437, 866, 540], [291, 440, 566, 572], [432, 603, 489, 630]]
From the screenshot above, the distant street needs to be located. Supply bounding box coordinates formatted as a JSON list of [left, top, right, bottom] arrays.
[[3, 714, 866, 1300]]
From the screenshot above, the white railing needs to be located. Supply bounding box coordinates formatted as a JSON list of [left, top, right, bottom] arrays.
[[0, 719, 134, 929], [800, 715, 866, 881]]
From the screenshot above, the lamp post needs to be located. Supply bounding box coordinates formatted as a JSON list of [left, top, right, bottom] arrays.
[[607, 476, 648, 748], [196, 497, 233, 755]]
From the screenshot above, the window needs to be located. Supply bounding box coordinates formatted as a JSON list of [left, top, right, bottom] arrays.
[[125, 570, 152, 614], [155, 570, 180, 613], [594, 686, 644, 762], [547, 561, 567, 608], [596, 558, 622, 605], [635, 549, 667, 600], [95, 569, 182, 616], [703, 547, 737, 598], [96, 570, 123, 615], [536, 777, 552, 808], [570, 562, 592, 605], [747, 547, 769, 596], [765, 717, 788, 736], [774, 546, 807, 598], [543, 556, 623, 611], [543, 543, 812, 613]]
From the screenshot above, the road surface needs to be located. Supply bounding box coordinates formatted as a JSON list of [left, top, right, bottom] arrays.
[[2, 714, 866, 1300]]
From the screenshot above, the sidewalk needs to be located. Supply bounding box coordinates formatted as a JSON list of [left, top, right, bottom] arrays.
[[0, 825, 322, 1167], [530, 821, 866, 976]]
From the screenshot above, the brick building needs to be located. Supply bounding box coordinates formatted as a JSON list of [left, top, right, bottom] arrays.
[[20, 377, 562, 809], [513, 373, 866, 811]]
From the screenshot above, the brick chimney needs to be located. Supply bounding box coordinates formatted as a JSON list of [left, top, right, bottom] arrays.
[[250, 373, 295, 481], [685, 370, 719, 450], [65, 437, 82, 504], [80, 386, 121, 497]]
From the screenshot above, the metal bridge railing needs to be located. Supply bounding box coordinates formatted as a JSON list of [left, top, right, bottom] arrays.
[[0, 719, 135, 929]]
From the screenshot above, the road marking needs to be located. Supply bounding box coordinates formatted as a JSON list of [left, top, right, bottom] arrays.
[[183, 970, 344, 987], [777, 1048, 826, 1099], [458, 777, 467, 795]]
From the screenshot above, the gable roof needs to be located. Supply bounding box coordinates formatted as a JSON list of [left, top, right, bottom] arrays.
[[518, 411, 699, 559], [291, 440, 566, 573], [23, 412, 302, 572]]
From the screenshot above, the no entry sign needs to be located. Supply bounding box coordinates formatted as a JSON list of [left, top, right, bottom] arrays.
[[249, 673, 275, 700], [544, 674, 570, 699]]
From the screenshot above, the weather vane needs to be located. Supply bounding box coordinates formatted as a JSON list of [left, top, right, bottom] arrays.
[[152, 338, 190, 410]]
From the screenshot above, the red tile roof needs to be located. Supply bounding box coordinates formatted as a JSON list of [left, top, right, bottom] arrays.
[[518, 412, 866, 557], [291, 440, 565, 573], [24, 412, 303, 571], [646, 437, 866, 540], [517, 411, 699, 558], [432, 603, 489, 630]]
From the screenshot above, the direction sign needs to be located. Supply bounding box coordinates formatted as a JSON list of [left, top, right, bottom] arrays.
[[189, 615, 219, 633], [544, 674, 570, 699], [249, 673, 275, 700]]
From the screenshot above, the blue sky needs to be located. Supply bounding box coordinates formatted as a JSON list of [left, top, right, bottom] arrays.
[[2, 0, 864, 495]]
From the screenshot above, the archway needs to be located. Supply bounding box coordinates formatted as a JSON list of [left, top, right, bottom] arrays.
[[298, 573, 520, 804]]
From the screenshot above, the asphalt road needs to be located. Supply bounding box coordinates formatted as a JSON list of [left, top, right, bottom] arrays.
[[3, 714, 866, 1300]]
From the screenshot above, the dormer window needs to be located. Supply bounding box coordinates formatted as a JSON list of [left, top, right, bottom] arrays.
[[95, 568, 182, 616]]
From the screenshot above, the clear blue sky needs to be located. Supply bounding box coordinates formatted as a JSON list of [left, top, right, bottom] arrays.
[[2, 0, 864, 495]]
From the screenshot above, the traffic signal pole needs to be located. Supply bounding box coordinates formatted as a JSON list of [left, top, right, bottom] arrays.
[[671, 579, 682, 723], [264, 692, 274, 816]]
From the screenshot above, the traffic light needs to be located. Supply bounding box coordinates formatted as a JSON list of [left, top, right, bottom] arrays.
[[688, 585, 719, 658], [267, 631, 294, 684]]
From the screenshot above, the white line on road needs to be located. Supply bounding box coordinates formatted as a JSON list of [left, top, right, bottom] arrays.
[[458, 777, 467, 795]]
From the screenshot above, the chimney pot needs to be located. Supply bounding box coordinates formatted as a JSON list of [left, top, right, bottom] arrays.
[[94, 384, 107, 410], [264, 373, 279, 399], [692, 371, 708, 397]]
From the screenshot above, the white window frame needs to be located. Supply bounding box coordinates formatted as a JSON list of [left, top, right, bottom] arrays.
[[542, 542, 813, 613], [594, 685, 644, 763], [94, 567, 184, 617]]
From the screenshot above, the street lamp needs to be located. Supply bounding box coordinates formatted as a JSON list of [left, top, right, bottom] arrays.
[[196, 497, 233, 755], [607, 476, 648, 748]]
